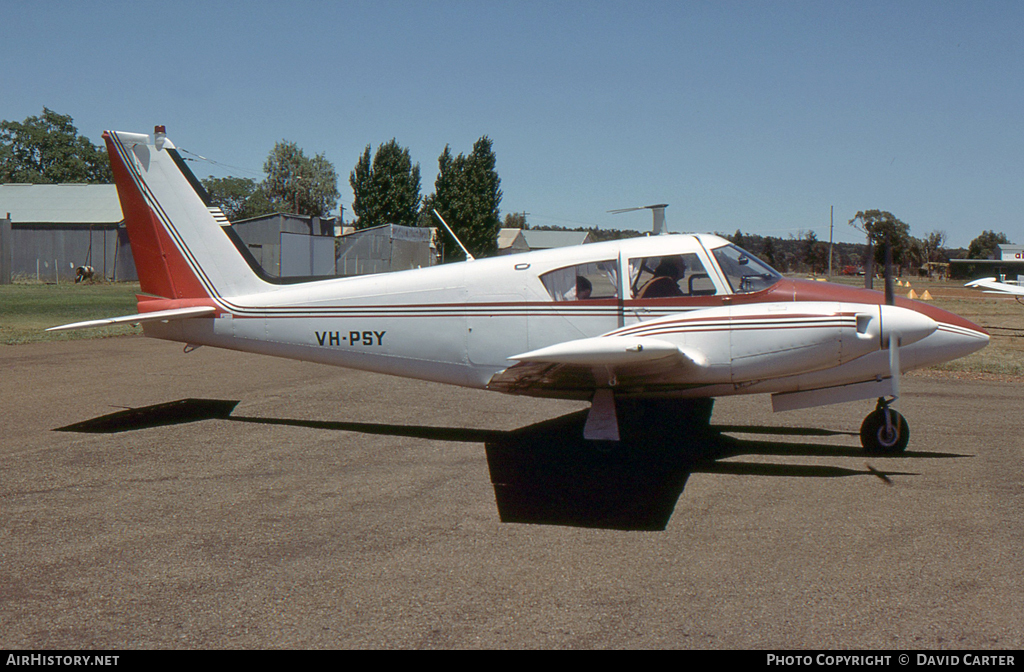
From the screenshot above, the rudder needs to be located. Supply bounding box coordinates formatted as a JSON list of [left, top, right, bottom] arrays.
[[104, 128, 267, 301]]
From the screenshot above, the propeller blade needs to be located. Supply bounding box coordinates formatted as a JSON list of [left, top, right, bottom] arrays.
[[889, 331, 901, 406], [884, 233, 895, 306], [865, 463, 895, 486]]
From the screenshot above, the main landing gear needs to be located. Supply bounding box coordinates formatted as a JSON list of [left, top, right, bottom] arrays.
[[860, 397, 909, 454]]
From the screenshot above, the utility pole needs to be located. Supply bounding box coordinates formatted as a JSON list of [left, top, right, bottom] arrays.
[[828, 205, 834, 279], [0, 214, 11, 285]]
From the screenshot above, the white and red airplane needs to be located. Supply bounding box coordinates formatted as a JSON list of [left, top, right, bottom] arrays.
[[965, 277, 1024, 296], [51, 128, 989, 453]]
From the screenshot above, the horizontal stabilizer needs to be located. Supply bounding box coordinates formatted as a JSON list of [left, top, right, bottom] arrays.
[[510, 336, 702, 367], [47, 306, 217, 332]]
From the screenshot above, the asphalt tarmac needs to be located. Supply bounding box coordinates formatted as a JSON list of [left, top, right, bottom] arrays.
[[2, 337, 1022, 649]]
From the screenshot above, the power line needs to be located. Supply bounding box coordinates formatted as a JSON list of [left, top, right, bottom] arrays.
[[177, 148, 264, 178]]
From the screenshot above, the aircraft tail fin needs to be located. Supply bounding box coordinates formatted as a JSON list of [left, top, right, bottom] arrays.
[[104, 128, 268, 300]]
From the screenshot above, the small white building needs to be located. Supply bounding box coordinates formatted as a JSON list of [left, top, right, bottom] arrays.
[[996, 244, 1024, 261]]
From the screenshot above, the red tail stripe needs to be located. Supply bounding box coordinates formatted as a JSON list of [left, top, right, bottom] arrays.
[[104, 132, 209, 301]]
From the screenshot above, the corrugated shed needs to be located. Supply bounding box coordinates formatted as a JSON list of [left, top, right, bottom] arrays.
[[0, 184, 123, 224], [335, 224, 435, 276]]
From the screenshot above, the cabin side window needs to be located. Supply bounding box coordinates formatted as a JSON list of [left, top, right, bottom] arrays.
[[540, 261, 620, 301], [628, 253, 717, 299]]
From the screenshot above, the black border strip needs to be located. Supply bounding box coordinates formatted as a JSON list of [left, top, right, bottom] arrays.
[[166, 147, 213, 207]]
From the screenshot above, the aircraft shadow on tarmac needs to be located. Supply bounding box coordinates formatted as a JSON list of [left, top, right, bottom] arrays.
[[56, 398, 968, 532]]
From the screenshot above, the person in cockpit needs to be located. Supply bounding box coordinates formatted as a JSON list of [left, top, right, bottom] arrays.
[[637, 256, 686, 298], [575, 276, 593, 300]]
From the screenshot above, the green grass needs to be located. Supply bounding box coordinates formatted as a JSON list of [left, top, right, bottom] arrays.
[[0, 281, 142, 345]]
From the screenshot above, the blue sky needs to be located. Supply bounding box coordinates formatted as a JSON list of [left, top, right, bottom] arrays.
[[3, 0, 1021, 247]]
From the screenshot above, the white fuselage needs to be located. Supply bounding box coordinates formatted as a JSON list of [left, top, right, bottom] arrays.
[[148, 233, 987, 402], [94, 129, 987, 407]]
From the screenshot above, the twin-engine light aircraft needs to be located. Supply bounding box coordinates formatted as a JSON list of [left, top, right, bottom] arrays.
[[52, 128, 990, 453]]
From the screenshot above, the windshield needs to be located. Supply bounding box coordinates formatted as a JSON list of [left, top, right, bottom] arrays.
[[711, 244, 782, 294]]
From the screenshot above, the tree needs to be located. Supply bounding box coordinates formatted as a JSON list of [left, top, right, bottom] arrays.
[[967, 230, 1011, 260], [424, 136, 502, 261], [728, 229, 746, 249], [349, 139, 421, 229], [0, 108, 111, 183], [849, 210, 913, 274], [802, 230, 828, 274], [262, 140, 339, 217], [503, 212, 528, 229], [201, 175, 275, 221], [760, 237, 780, 270], [921, 230, 948, 263]]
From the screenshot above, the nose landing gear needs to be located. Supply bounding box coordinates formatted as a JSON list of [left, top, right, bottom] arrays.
[[860, 397, 909, 453]]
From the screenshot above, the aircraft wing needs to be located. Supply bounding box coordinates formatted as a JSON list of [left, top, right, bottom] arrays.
[[965, 277, 1024, 296], [487, 335, 709, 397], [47, 306, 217, 332]]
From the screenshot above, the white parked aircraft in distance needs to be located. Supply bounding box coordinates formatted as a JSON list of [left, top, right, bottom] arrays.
[[965, 277, 1024, 296], [51, 128, 990, 453]]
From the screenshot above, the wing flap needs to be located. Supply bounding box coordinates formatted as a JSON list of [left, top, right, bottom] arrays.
[[47, 306, 217, 332]]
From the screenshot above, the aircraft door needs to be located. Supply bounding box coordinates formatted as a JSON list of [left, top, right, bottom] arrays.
[[623, 251, 723, 325], [467, 273, 529, 368], [528, 259, 622, 350]]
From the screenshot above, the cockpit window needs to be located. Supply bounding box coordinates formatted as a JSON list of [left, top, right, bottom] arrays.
[[711, 244, 782, 294], [628, 253, 717, 299], [540, 260, 619, 301]]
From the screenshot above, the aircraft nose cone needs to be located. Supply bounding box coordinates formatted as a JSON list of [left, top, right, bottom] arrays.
[[879, 304, 938, 347], [882, 301, 989, 368], [934, 312, 990, 358]]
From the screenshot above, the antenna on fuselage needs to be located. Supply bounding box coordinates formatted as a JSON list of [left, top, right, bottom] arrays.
[[432, 209, 475, 262], [608, 203, 669, 235]]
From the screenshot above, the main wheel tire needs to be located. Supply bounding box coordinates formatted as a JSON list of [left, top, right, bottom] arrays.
[[860, 409, 910, 454]]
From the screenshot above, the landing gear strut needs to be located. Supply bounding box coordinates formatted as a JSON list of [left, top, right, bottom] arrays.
[[860, 397, 909, 454]]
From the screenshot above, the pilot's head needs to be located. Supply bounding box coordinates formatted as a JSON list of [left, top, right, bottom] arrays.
[[655, 256, 686, 280], [576, 275, 593, 299]]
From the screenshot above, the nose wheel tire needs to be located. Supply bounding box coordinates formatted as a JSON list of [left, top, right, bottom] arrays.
[[860, 408, 910, 454]]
